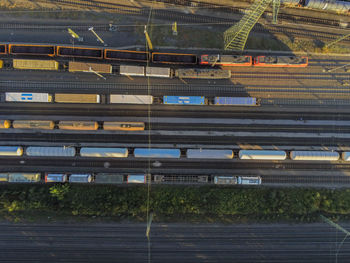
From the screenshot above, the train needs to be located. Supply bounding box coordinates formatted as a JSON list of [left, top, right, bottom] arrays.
[[0, 146, 346, 162], [284, 0, 350, 14], [0, 172, 262, 185], [0, 42, 309, 67], [2, 92, 260, 106]]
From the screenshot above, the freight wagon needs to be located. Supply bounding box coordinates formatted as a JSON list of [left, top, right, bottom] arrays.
[[9, 44, 55, 56], [94, 174, 124, 184], [57, 46, 103, 59], [175, 68, 231, 79], [134, 148, 181, 158], [154, 175, 208, 184], [68, 61, 112, 74], [80, 147, 128, 158], [290, 151, 340, 161], [214, 176, 238, 185], [105, 49, 149, 62], [239, 150, 287, 160], [213, 97, 259, 106], [186, 149, 234, 159], [127, 174, 149, 183], [119, 65, 145, 76], [45, 173, 68, 183], [146, 67, 172, 78], [26, 146, 76, 157], [200, 54, 253, 66], [5, 92, 52, 102], [237, 176, 262, 185], [152, 52, 197, 64], [54, 93, 100, 103], [253, 56, 308, 67], [13, 59, 59, 70], [0, 120, 10, 129], [163, 96, 206, 105], [7, 173, 41, 183], [214, 176, 262, 185], [69, 174, 93, 183], [109, 94, 153, 104]]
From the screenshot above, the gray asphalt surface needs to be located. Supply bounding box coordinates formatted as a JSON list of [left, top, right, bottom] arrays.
[[0, 222, 349, 263]]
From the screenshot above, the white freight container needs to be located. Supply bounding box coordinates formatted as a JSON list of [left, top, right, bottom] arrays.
[[5, 92, 51, 102], [119, 65, 145, 76], [110, 94, 153, 104]]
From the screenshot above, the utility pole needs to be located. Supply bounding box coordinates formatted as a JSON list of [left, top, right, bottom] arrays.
[[89, 27, 107, 46]]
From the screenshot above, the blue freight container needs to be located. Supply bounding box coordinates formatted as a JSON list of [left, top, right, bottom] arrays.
[[214, 97, 257, 106], [163, 96, 205, 105], [134, 148, 181, 158]]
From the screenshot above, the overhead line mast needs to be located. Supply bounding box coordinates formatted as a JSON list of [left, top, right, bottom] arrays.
[[224, 0, 278, 51]]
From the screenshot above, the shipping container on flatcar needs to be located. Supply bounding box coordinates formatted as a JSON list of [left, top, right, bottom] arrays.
[[239, 150, 287, 160], [342, 152, 350, 161], [214, 176, 238, 185], [68, 61, 112, 74], [13, 120, 55, 130], [5, 92, 52, 102], [45, 173, 68, 183], [105, 49, 149, 62], [80, 147, 128, 158], [26, 146, 76, 157], [186, 149, 234, 159], [54, 93, 100, 103], [290, 151, 339, 161], [152, 52, 197, 64], [163, 96, 206, 105], [58, 121, 99, 131], [238, 176, 262, 185], [145, 67, 172, 78], [119, 65, 145, 76], [175, 68, 231, 79], [94, 173, 124, 184], [200, 54, 252, 66], [8, 173, 41, 183], [103, 121, 145, 131], [213, 97, 259, 106], [57, 46, 103, 59], [13, 59, 59, 70], [134, 148, 181, 158], [110, 94, 153, 104], [0, 120, 10, 129], [127, 174, 148, 183], [9, 44, 55, 56], [0, 44, 6, 54], [0, 146, 23, 156], [254, 56, 308, 67], [69, 174, 93, 183]]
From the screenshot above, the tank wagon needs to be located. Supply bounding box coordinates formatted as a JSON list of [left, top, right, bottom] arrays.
[[26, 146, 76, 157], [186, 149, 234, 159], [58, 121, 99, 131], [134, 148, 181, 158], [103, 121, 145, 131], [239, 150, 287, 160], [285, 0, 350, 14], [342, 152, 350, 161], [12, 120, 55, 130], [290, 151, 340, 161], [80, 147, 128, 158]]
